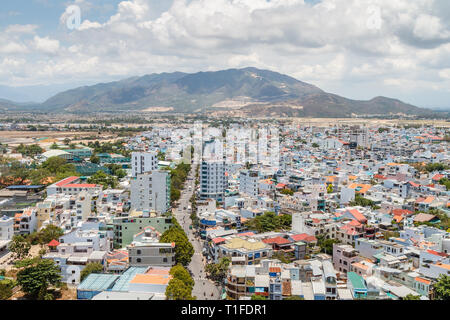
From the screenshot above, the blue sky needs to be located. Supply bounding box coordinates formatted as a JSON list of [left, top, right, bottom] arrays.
[[0, 0, 449, 109]]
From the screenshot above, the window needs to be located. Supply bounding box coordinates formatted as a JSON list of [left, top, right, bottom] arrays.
[[137, 258, 141, 263], [137, 250, 142, 255]]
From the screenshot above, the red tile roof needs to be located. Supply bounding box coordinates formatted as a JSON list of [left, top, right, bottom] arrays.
[[262, 236, 291, 245], [64, 184, 98, 188], [290, 233, 317, 242], [211, 237, 226, 244], [392, 209, 413, 216], [432, 174, 444, 181], [55, 176, 79, 187], [415, 277, 431, 285], [347, 209, 367, 223], [48, 239, 60, 247], [427, 250, 448, 257]]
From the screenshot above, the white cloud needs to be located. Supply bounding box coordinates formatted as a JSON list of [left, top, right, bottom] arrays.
[[0, 0, 450, 107], [33, 36, 60, 54]]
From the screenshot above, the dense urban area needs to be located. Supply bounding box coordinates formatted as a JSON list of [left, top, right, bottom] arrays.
[[0, 116, 449, 301]]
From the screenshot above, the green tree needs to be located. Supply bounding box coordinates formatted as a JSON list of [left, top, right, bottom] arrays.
[[165, 278, 195, 300], [37, 225, 64, 245], [327, 184, 334, 194], [63, 138, 71, 145], [90, 154, 100, 164], [205, 257, 231, 282], [425, 163, 448, 173], [316, 235, 339, 255], [0, 279, 14, 300], [251, 294, 267, 300], [160, 218, 194, 266], [434, 274, 450, 300], [80, 263, 104, 282], [284, 295, 305, 300], [280, 188, 294, 196], [9, 235, 31, 260], [244, 212, 292, 233], [42, 157, 77, 176], [29, 168, 52, 185], [87, 171, 118, 189], [169, 264, 194, 289], [16, 259, 61, 299], [15, 144, 43, 157], [439, 178, 450, 191], [402, 294, 421, 300]]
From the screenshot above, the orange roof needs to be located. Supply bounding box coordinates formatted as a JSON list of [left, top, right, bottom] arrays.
[[351, 262, 369, 271], [433, 263, 450, 271], [130, 274, 172, 285], [393, 215, 404, 223], [347, 209, 367, 223], [269, 267, 281, 273], [415, 277, 431, 285], [392, 209, 413, 216], [146, 268, 171, 276], [348, 219, 362, 227], [423, 196, 435, 204], [55, 176, 79, 187], [348, 183, 372, 194]]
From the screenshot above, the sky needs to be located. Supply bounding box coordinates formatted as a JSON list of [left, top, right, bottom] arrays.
[[0, 0, 449, 109]]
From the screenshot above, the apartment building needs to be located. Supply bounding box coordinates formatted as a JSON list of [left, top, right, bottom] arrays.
[[214, 237, 272, 264], [14, 208, 37, 235], [239, 170, 259, 198], [200, 160, 227, 202], [0, 215, 14, 241], [0, 215, 14, 255], [130, 170, 171, 214], [127, 227, 175, 267], [131, 151, 158, 177], [113, 215, 173, 248], [333, 244, 360, 275]]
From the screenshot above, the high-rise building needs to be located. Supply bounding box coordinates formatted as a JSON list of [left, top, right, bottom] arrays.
[[239, 169, 259, 198], [0, 215, 14, 241], [130, 170, 171, 214], [200, 160, 227, 202], [131, 151, 158, 177]]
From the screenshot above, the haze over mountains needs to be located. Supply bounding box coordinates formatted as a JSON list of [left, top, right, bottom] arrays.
[[0, 67, 435, 117]]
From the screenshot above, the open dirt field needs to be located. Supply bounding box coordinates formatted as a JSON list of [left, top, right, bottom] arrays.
[[288, 118, 450, 127], [0, 131, 119, 146]]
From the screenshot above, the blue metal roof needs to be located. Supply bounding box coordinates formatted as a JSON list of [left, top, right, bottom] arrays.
[[6, 185, 44, 189], [77, 273, 119, 291], [111, 267, 148, 292]]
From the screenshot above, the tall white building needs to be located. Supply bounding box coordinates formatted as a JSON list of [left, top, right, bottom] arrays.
[[75, 191, 92, 222], [239, 170, 259, 198], [130, 170, 171, 214], [0, 215, 14, 240], [200, 160, 227, 202], [131, 151, 158, 177], [292, 212, 306, 234]]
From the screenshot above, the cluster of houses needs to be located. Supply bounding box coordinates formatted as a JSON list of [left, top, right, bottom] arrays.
[[0, 122, 449, 300]]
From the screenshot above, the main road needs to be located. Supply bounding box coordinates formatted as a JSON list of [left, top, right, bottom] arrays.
[[173, 164, 221, 300]]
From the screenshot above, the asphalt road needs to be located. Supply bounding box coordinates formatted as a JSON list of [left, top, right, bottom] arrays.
[[173, 164, 221, 300]]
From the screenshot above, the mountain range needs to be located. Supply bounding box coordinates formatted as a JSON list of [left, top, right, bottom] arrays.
[[0, 67, 435, 117]]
